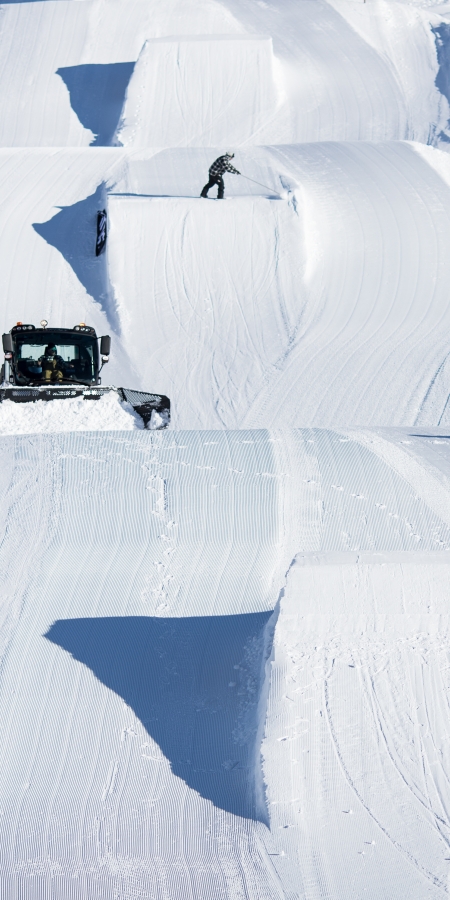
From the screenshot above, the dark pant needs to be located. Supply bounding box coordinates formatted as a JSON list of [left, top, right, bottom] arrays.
[[201, 175, 224, 199]]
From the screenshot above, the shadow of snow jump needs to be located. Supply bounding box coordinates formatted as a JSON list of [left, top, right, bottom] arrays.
[[45, 612, 273, 821], [32, 183, 119, 332], [57, 63, 135, 146]]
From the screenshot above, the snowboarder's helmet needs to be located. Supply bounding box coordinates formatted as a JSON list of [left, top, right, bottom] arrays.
[[225, 151, 234, 158]]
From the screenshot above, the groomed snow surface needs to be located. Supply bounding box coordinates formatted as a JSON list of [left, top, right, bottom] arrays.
[[2, 0, 450, 898]]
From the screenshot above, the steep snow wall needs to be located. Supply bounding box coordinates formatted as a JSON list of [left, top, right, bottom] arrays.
[[0, 147, 142, 390]]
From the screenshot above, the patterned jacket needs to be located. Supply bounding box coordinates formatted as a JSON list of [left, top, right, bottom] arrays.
[[209, 155, 240, 177]]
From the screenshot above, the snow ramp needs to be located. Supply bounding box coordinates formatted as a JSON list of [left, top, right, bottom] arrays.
[[0, 428, 312, 898], [117, 36, 279, 147], [0, 428, 450, 897], [108, 141, 450, 429]]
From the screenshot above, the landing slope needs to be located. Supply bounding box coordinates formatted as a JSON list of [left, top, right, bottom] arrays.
[[107, 143, 450, 428], [107, 192, 305, 428], [263, 552, 450, 899]]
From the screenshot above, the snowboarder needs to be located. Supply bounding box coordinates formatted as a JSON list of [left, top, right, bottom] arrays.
[[201, 152, 240, 199]]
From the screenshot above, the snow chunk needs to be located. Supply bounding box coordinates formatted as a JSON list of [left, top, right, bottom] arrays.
[[0, 391, 144, 435]]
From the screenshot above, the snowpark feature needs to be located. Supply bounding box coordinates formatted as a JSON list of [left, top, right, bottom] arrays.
[[107, 143, 450, 428], [1, 429, 450, 900], [117, 36, 280, 148], [2, 0, 450, 898], [107, 192, 305, 427]]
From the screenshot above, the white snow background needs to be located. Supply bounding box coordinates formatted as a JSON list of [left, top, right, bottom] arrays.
[[1, 0, 450, 898]]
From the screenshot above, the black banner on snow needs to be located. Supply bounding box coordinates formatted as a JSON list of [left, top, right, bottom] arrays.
[[96, 209, 107, 256]]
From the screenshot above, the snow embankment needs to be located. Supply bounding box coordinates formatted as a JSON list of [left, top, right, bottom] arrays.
[[117, 36, 279, 148], [116, 0, 450, 147], [0, 429, 293, 895], [0, 429, 449, 897], [0, 392, 144, 435], [255, 140, 450, 428]]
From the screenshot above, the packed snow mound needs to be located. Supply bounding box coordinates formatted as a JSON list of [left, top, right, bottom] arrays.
[[2, 0, 450, 898], [0, 391, 144, 435]]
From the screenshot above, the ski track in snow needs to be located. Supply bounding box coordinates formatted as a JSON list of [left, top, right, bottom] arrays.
[[1, 0, 450, 897]]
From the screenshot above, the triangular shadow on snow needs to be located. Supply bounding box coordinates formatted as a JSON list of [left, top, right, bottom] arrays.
[[57, 63, 135, 146], [45, 612, 273, 821], [32, 184, 119, 332]]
